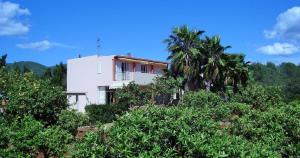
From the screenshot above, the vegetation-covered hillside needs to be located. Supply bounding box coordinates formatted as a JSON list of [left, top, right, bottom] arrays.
[[7, 61, 48, 76], [250, 62, 300, 101]]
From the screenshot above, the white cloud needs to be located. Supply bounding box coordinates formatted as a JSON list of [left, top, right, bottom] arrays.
[[0, 1, 30, 36], [258, 42, 299, 55], [16, 40, 76, 51], [264, 6, 300, 41]]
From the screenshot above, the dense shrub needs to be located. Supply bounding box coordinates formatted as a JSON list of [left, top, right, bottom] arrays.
[[229, 105, 300, 156], [33, 126, 72, 157], [151, 76, 183, 105], [115, 82, 151, 107], [228, 84, 283, 110], [72, 129, 106, 158], [5, 73, 68, 125], [105, 105, 279, 157], [0, 116, 43, 157], [57, 109, 89, 135], [0, 116, 73, 158], [75, 102, 300, 157], [182, 90, 223, 107], [85, 104, 128, 124], [0, 119, 10, 155]]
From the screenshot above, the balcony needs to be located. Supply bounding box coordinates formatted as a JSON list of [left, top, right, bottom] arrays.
[[115, 72, 132, 81]]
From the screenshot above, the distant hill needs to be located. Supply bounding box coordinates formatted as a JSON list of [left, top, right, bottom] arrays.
[[7, 61, 48, 76]]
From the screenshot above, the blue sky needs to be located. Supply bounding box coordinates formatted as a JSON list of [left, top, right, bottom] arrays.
[[0, 0, 299, 66]]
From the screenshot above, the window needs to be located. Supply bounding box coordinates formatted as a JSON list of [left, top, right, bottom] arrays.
[[97, 61, 102, 74], [121, 62, 128, 73], [141, 64, 148, 73], [121, 62, 129, 80]]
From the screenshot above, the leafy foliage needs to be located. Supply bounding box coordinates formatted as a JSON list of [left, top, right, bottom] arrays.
[[165, 26, 250, 92], [57, 109, 89, 135], [250, 62, 300, 101], [74, 87, 300, 157], [151, 76, 183, 105], [0, 54, 7, 68], [182, 90, 223, 107], [76, 102, 300, 157], [228, 84, 283, 110], [85, 104, 128, 124], [72, 129, 106, 158], [0, 116, 43, 157], [5, 73, 68, 125], [7, 61, 48, 76], [33, 126, 72, 157], [0, 116, 72, 158], [115, 82, 151, 107]]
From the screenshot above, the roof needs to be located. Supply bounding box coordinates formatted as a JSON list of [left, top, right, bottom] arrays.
[[114, 55, 168, 65]]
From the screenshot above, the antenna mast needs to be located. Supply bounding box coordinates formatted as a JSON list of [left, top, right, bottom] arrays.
[[96, 37, 100, 55]]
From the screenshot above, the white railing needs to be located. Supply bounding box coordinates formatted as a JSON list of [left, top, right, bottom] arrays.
[[115, 72, 132, 81]]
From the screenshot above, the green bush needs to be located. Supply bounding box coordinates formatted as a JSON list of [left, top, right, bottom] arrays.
[[0, 116, 73, 158], [151, 76, 183, 105], [33, 126, 72, 157], [5, 73, 68, 125], [109, 106, 282, 157], [72, 129, 106, 158], [85, 104, 128, 124], [1, 116, 43, 157], [75, 103, 300, 157], [182, 90, 223, 107], [57, 109, 89, 135], [0, 119, 10, 155], [115, 82, 151, 107], [228, 84, 283, 110]]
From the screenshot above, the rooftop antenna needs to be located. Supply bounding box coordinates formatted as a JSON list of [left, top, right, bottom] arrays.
[[96, 37, 100, 56]]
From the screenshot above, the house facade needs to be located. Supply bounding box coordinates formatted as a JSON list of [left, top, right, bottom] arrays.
[[67, 55, 168, 112]]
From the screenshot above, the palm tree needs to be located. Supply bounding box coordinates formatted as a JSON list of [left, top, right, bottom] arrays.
[[0, 54, 7, 69], [165, 26, 204, 91], [223, 54, 249, 93], [201, 36, 231, 91]]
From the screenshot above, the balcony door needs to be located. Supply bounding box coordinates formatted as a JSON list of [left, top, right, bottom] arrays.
[[121, 62, 130, 80]]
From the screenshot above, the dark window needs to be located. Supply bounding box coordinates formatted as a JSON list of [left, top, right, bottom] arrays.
[[121, 62, 128, 73], [141, 64, 148, 73]]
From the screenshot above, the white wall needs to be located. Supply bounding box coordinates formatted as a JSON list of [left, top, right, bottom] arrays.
[[67, 55, 114, 111], [133, 63, 162, 85]]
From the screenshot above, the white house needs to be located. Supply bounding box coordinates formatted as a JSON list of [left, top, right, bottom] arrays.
[[67, 54, 168, 112]]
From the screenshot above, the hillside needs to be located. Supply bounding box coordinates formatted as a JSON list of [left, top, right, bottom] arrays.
[[7, 61, 48, 76]]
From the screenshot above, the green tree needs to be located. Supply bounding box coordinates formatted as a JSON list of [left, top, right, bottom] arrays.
[[165, 26, 204, 91], [222, 54, 249, 93], [43, 67, 53, 78], [57, 109, 89, 135], [52, 62, 67, 89], [151, 76, 183, 105], [33, 126, 72, 158], [201, 36, 230, 91], [5, 73, 68, 125], [0, 54, 7, 69], [4, 116, 43, 157], [115, 82, 151, 107], [23, 65, 31, 73]]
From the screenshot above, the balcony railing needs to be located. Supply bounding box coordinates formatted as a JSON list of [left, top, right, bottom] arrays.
[[115, 72, 132, 81]]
